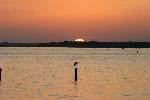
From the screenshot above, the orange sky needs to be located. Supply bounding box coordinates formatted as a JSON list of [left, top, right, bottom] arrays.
[[0, 0, 150, 42]]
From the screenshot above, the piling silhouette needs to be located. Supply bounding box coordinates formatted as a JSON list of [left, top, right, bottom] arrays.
[[0, 68, 2, 81], [74, 62, 79, 81]]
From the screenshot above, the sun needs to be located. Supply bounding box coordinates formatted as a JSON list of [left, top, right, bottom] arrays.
[[75, 39, 85, 42]]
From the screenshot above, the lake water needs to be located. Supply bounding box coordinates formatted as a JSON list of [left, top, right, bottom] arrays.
[[0, 47, 150, 100]]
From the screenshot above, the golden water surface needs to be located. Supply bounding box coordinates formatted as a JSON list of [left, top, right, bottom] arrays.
[[0, 47, 150, 100]]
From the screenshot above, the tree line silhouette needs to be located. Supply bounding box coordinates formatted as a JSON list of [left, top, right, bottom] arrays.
[[0, 41, 150, 48]]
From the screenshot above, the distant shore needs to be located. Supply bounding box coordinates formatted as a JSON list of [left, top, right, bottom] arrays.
[[0, 41, 150, 48]]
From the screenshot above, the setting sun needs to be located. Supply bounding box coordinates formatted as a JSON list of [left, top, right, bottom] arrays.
[[75, 39, 85, 42]]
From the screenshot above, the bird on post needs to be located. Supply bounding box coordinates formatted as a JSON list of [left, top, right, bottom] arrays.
[[74, 62, 79, 67], [74, 62, 79, 82]]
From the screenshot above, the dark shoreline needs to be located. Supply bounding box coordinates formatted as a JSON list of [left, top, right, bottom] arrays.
[[0, 41, 150, 48]]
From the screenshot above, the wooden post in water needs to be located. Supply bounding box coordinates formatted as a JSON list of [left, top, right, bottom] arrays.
[[0, 68, 2, 81], [75, 67, 77, 81], [74, 62, 79, 82]]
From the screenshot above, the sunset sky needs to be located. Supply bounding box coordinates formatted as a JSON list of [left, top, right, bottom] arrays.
[[0, 0, 150, 42]]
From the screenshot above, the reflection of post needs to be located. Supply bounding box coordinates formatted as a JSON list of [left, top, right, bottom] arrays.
[[0, 68, 2, 81], [74, 62, 79, 82]]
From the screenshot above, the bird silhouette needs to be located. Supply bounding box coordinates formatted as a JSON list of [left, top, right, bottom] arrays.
[[74, 62, 79, 66]]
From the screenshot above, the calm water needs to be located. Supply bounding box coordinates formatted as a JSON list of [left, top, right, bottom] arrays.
[[0, 47, 150, 100]]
